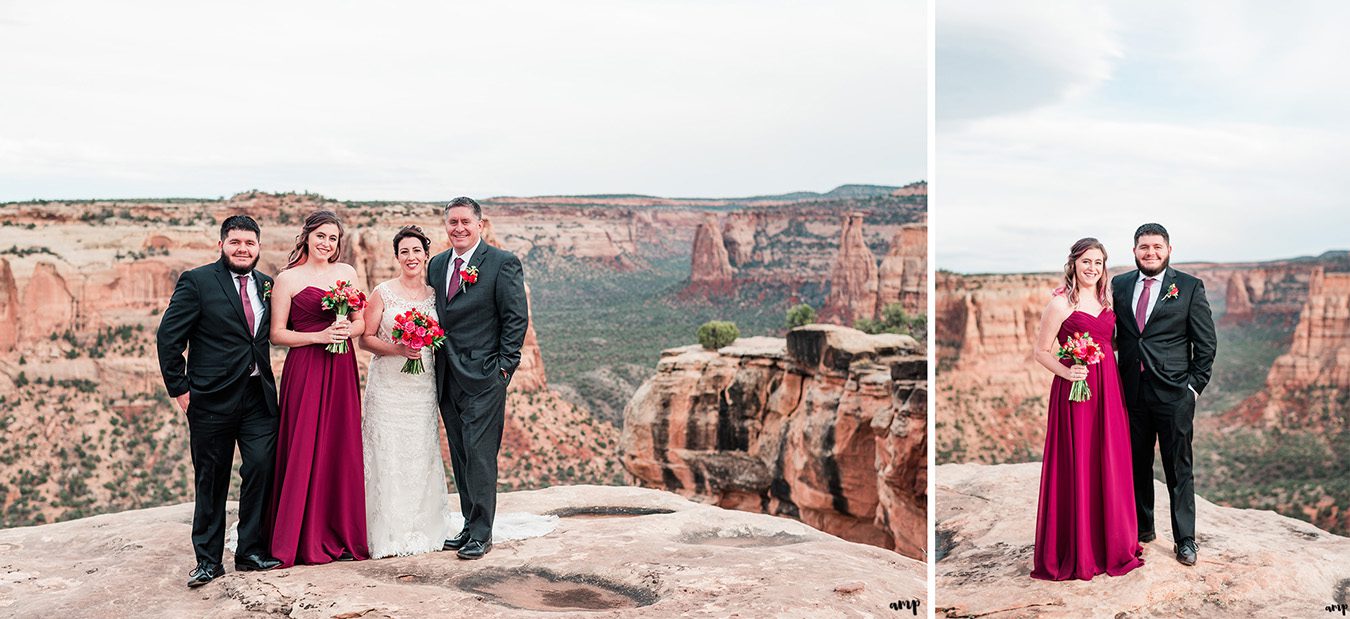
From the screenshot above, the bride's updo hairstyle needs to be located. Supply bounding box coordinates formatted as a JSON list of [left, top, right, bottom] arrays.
[[285, 210, 346, 270], [392, 225, 431, 255], [1055, 237, 1111, 309]]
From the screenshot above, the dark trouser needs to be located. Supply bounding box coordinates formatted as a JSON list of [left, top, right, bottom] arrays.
[[440, 376, 508, 542], [187, 377, 278, 566], [1127, 373, 1196, 545]]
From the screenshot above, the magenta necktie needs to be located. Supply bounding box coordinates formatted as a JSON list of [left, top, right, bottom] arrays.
[[1136, 278, 1154, 372], [238, 275, 255, 335], [1135, 278, 1154, 333], [447, 257, 463, 302]]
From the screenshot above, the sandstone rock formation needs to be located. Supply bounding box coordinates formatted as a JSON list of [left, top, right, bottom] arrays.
[[937, 462, 1350, 617], [685, 214, 735, 293], [878, 223, 927, 318], [620, 325, 926, 559], [0, 258, 18, 352], [19, 262, 78, 344], [1, 485, 924, 618], [819, 213, 880, 325], [935, 272, 1059, 463], [720, 211, 761, 267], [1232, 268, 1350, 435], [1219, 265, 1314, 327]]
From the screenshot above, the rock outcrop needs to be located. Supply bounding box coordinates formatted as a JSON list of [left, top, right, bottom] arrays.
[[19, 262, 78, 344], [1219, 265, 1313, 327], [820, 213, 880, 325], [1232, 268, 1350, 435], [0, 258, 18, 352], [878, 223, 927, 318], [1, 485, 924, 618], [935, 272, 1059, 463], [620, 325, 926, 559], [937, 462, 1350, 618], [685, 215, 735, 293]]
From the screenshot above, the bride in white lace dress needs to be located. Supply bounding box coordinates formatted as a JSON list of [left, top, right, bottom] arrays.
[[358, 227, 452, 558]]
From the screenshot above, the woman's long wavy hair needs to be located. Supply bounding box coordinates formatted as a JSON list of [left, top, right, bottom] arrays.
[[285, 210, 345, 270], [1055, 237, 1111, 309]]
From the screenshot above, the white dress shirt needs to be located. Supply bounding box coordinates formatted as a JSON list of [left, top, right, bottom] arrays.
[[231, 271, 263, 376], [1131, 272, 1163, 327], [446, 238, 482, 296]]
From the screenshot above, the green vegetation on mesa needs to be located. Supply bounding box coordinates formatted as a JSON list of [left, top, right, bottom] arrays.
[[528, 256, 824, 423]]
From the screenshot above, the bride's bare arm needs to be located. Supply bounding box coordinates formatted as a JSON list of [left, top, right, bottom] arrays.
[[1033, 295, 1085, 381], [358, 288, 398, 356]]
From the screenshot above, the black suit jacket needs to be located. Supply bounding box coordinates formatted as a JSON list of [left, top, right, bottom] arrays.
[[426, 242, 529, 399], [1111, 267, 1217, 406], [156, 257, 279, 416]]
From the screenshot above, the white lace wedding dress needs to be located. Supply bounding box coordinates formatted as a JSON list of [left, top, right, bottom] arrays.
[[360, 281, 558, 558], [362, 282, 453, 558]]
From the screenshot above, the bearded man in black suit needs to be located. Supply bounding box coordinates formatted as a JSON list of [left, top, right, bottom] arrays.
[[157, 215, 282, 587], [1111, 223, 1217, 567]]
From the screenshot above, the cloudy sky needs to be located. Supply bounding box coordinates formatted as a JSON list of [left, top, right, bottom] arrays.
[[937, 0, 1350, 273], [0, 0, 924, 202]]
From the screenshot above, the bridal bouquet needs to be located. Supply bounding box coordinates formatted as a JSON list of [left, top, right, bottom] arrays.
[[320, 280, 367, 354], [391, 309, 446, 374], [1056, 331, 1105, 402]]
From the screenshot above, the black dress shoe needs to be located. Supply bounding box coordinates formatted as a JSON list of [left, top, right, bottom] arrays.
[[443, 529, 471, 551], [337, 550, 354, 561], [1139, 531, 1157, 543], [457, 539, 492, 560], [187, 562, 224, 588], [234, 553, 282, 572], [1175, 539, 1198, 566]]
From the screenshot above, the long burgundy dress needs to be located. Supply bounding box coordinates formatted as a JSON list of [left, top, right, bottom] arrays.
[[269, 286, 370, 566], [1031, 308, 1143, 581]]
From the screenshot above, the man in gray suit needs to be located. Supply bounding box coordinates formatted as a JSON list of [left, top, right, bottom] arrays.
[[426, 196, 529, 559]]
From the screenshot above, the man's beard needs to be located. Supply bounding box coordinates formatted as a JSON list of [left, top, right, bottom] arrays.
[[1135, 255, 1169, 277], [223, 251, 260, 275]]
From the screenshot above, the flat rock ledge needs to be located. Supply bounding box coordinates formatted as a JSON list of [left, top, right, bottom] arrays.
[[1, 485, 923, 618]]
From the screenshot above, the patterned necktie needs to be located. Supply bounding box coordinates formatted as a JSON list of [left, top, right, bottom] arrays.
[[238, 274, 255, 335], [447, 257, 464, 302]]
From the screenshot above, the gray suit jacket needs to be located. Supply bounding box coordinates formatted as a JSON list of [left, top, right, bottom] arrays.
[[426, 242, 529, 399]]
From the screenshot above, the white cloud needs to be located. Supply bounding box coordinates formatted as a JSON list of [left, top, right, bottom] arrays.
[[937, 0, 1350, 273], [0, 0, 925, 201]]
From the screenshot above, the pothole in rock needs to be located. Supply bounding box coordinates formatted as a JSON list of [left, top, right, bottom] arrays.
[[544, 506, 676, 519], [678, 528, 809, 548], [458, 567, 658, 611]]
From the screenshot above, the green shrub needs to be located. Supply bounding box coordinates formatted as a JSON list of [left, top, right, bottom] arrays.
[[697, 320, 740, 350], [785, 304, 816, 329], [856, 303, 927, 338]]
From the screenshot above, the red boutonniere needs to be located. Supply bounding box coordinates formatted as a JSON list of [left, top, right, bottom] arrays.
[[1163, 283, 1179, 301], [261, 280, 272, 302], [460, 266, 479, 293]]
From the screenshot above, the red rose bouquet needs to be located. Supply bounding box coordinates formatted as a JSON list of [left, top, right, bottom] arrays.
[[1056, 331, 1105, 402], [320, 280, 367, 354], [391, 309, 446, 374]]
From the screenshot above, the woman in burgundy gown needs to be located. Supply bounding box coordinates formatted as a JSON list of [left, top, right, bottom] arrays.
[[1030, 237, 1142, 581], [266, 210, 370, 566]]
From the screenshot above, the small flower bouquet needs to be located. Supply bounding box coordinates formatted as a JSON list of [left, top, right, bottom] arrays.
[[320, 280, 367, 354], [1056, 331, 1105, 402], [391, 309, 446, 374]]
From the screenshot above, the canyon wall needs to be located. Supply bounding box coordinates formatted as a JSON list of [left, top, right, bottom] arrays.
[[619, 325, 927, 559]]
